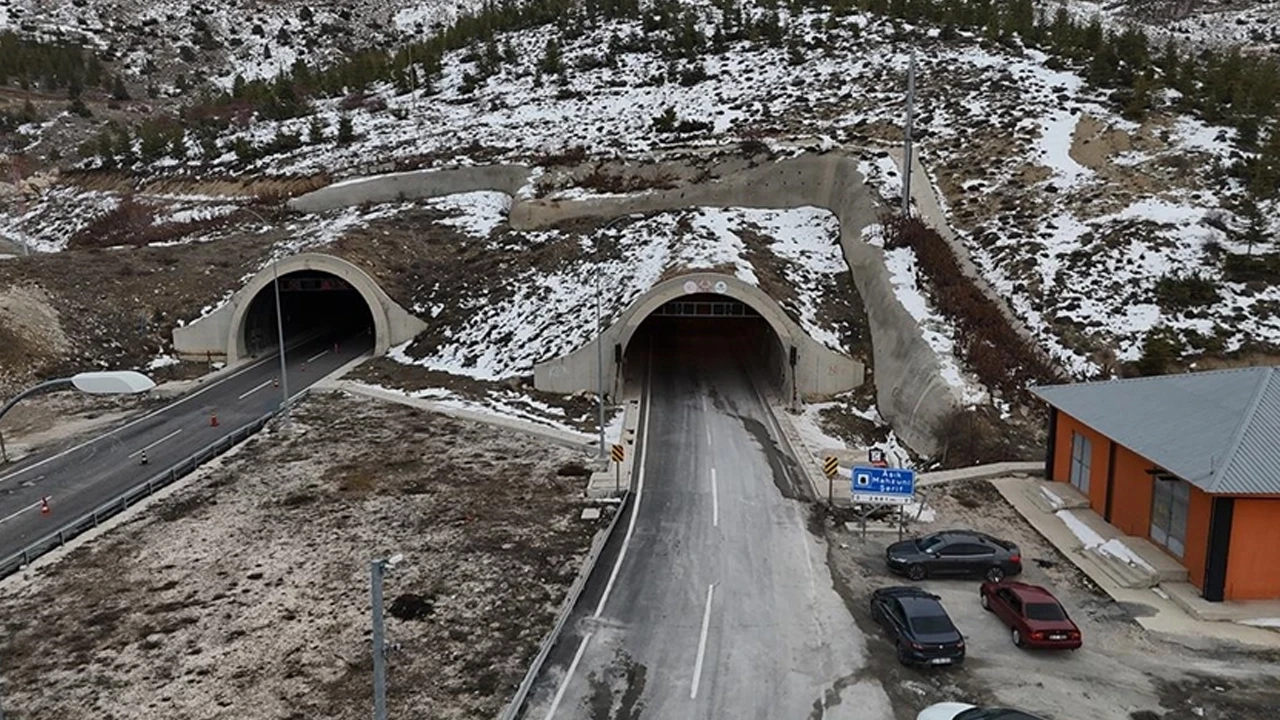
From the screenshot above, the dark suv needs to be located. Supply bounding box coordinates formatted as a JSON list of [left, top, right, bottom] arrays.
[[886, 530, 1022, 582], [870, 586, 966, 667]]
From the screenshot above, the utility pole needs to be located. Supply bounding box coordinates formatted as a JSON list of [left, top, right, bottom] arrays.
[[902, 51, 917, 217], [273, 257, 290, 427]]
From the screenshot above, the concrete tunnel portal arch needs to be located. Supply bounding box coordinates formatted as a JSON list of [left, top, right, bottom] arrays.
[[172, 253, 426, 365], [533, 272, 865, 403]]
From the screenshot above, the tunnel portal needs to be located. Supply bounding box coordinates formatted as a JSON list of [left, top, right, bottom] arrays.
[[240, 270, 375, 357], [626, 293, 790, 396]]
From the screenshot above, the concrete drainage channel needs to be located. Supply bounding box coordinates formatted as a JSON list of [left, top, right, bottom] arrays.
[[0, 402, 296, 580]]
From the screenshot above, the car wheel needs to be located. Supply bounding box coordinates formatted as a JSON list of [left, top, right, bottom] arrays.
[[907, 563, 926, 581], [985, 566, 1006, 582], [980, 592, 991, 611], [1012, 628, 1024, 647], [896, 642, 911, 666]]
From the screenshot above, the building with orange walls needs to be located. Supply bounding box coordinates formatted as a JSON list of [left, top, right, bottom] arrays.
[[1033, 366, 1280, 602]]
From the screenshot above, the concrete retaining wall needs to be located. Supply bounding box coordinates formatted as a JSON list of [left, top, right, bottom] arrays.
[[287, 164, 531, 212], [534, 272, 866, 403], [281, 153, 962, 456], [515, 153, 958, 456], [172, 253, 425, 363]]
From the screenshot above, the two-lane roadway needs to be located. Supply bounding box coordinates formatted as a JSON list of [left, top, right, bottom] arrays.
[[523, 332, 893, 719], [0, 330, 370, 559]]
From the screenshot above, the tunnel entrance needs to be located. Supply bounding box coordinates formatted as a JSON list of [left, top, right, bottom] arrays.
[[625, 293, 789, 394], [240, 270, 376, 357]]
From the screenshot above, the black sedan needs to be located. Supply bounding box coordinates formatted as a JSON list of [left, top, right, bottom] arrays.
[[885, 529, 1022, 582], [870, 586, 966, 667]]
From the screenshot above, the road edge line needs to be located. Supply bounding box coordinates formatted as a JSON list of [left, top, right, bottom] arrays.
[[496, 360, 651, 720]]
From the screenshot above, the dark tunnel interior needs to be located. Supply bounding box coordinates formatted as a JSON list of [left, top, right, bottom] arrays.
[[624, 293, 788, 394], [241, 270, 375, 357]]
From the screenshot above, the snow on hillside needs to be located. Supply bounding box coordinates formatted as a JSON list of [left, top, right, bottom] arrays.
[[0, 0, 483, 87], [4, 1, 1278, 385], [386, 197, 860, 380], [1059, 0, 1280, 54]]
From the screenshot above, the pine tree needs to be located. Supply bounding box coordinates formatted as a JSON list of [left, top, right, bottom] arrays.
[[539, 38, 563, 76], [337, 114, 355, 144], [111, 74, 130, 101], [308, 116, 326, 144]]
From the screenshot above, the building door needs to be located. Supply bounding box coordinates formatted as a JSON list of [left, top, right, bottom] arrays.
[[1150, 474, 1190, 558], [1068, 432, 1091, 494]]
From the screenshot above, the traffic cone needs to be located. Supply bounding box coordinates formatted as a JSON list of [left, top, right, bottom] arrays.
[[140, 449, 149, 465], [273, 376, 279, 388], [210, 412, 219, 427], [300, 363, 306, 373], [40, 497, 50, 515]]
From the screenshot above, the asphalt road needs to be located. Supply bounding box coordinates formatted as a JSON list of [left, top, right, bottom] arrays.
[[522, 333, 893, 720], [0, 329, 371, 559]]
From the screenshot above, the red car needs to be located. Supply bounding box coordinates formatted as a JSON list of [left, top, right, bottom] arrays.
[[979, 581, 1082, 649]]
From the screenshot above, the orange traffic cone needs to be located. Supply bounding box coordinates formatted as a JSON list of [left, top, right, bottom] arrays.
[[210, 412, 219, 427], [300, 363, 306, 373], [273, 377, 279, 388], [40, 497, 50, 515], [140, 449, 149, 465]]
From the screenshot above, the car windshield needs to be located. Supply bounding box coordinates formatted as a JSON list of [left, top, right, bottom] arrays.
[[915, 535, 944, 552], [1025, 602, 1067, 621], [909, 614, 954, 635]]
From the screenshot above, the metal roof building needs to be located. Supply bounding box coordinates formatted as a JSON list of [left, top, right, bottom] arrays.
[[1032, 366, 1280, 495]]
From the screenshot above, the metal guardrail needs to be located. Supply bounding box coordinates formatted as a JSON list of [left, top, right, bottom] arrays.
[[0, 407, 286, 580]]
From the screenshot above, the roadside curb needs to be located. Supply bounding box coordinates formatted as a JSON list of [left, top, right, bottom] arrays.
[[325, 381, 596, 451], [498, 490, 630, 720]]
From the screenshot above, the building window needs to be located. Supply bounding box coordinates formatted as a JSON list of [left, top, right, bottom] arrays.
[[1150, 474, 1190, 558], [1069, 432, 1091, 494]]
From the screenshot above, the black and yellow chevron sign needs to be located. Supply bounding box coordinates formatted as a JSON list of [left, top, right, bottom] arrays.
[[611, 444, 625, 463], [822, 456, 839, 478]]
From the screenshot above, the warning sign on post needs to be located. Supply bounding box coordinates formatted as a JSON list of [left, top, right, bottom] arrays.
[[611, 444, 625, 463]]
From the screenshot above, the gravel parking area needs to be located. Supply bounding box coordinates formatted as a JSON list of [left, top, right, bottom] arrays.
[[818, 478, 1280, 720]]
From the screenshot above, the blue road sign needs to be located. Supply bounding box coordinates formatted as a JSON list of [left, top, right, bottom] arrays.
[[850, 466, 916, 504]]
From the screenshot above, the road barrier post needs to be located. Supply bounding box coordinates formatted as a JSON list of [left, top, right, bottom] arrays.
[[822, 456, 839, 507]]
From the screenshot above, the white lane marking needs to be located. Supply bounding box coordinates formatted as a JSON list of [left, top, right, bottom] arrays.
[[306, 349, 329, 363], [127, 429, 183, 459], [237, 379, 273, 400], [690, 582, 716, 699], [543, 632, 594, 720], [711, 467, 719, 528], [593, 344, 654, 619], [0, 347, 285, 487], [0, 496, 52, 526]]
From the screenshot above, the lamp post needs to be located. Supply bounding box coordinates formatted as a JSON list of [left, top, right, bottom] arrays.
[[371, 553, 404, 720], [0, 370, 156, 464], [595, 215, 631, 460], [238, 206, 290, 425], [901, 51, 917, 217]]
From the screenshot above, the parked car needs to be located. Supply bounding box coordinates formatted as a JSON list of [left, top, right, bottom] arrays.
[[916, 702, 1051, 720], [979, 580, 1082, 649], [885, 530, 1023, 582], [870, 586, 965, 667]]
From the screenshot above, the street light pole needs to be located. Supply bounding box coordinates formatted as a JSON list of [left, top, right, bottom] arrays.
[[0, 371, 155, 463], [371, 559, 388, 720], [370, 553, 402, 720], [273, 257, 291, 426], [902, 51, 917, 217], [596, 270, 605, 460]]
